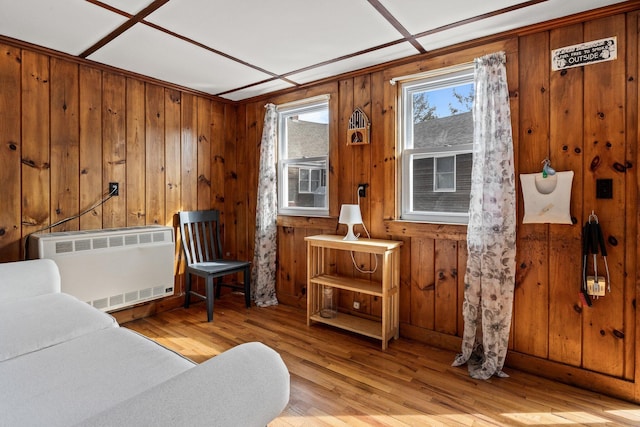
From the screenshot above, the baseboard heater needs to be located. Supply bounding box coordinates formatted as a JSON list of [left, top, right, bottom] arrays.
[[28, 226, 175, 312]]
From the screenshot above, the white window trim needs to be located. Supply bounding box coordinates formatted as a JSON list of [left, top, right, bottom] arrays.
[[277, 96, 330, 217]]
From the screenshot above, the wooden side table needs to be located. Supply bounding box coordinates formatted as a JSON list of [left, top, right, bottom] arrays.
[[305, 234, 403, 350]]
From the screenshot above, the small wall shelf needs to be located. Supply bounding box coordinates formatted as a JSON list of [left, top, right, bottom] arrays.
[[305, 234, 403, 350]]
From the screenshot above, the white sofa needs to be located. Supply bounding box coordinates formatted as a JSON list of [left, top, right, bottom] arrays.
[[0, 259, 289, 426]]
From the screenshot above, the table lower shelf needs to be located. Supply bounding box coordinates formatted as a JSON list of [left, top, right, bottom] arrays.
[[309, 312, 384, 340]]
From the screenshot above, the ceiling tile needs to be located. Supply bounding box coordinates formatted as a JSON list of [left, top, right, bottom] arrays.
[[378, 0, 523, 35], [145, 0, 404, 75], [286, 42, 418, 85], [87, 23, 273, 95], [0, 0, 127, 55]]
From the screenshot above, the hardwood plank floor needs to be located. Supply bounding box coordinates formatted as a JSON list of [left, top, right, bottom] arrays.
[[122, 294, 640, 426]]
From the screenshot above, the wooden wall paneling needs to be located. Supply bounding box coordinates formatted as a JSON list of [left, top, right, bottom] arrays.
[[210, 102, 230, 258], [625, 11, 639, 385], [164, 88, 181, 223], [0, 43, 22, 261], [224, 104, 244, 260], [434, 239, 458, 335], [180, 93, 198, 212], [397, 237, 411, 325], [102, 72, 127, 228], [581, 15, 627, 378], [514, 32, 550, 358], [411, 237, 435, 330], [211, 102, 225, 214], [78, 65, 103, 231], [50, 58, 79, 233], [21, 50, 50, 236], [175, 93, 198, 290], [164, 88, 181, 290], [547, 24, 585, 367], [277, 226, 296, 304], [145, 84, 166, 226], [126, 78, 146, 226], [193, 95, 213, 295], [294, 228, 310, 304], [196, 97, 212, 211], [369, 70, 387, 238]]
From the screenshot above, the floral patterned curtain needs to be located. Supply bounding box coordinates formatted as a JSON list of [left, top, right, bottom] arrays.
[[452, 51, 516, 379], [252, 103, 279, 307]]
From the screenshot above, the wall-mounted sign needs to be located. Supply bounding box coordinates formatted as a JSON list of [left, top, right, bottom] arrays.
[[551, 37, 617, 71]]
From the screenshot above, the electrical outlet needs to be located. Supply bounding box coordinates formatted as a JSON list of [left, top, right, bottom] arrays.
[[109, 182, 119, 196], [353, 301, 360, 310], [357, 183, 368, 198]]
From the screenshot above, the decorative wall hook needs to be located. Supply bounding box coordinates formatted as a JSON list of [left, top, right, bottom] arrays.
[[542, 158, 556, 178]]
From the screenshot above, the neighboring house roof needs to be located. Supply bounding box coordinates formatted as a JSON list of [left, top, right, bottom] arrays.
[[414, 111, 473, 149]]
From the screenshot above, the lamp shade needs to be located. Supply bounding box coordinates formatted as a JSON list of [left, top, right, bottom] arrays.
[[338, 204, 362, 241]]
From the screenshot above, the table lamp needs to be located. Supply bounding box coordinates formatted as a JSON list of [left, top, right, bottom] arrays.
[[338, 204, 363, 241]]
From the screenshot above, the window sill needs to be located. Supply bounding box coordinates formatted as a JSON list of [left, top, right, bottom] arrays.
[[384, 220, 467, 241], [277, 215, 337, 230]]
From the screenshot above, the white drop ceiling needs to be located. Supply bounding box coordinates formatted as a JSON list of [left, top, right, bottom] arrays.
[[0, 0, 630, 101]]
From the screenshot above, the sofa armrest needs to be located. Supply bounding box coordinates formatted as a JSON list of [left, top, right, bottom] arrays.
[[76, 341, 290, 427], [0, 259, 61, 303]]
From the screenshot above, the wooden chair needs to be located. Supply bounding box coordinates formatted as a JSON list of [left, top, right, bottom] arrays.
[[179, 210, 251, 322]]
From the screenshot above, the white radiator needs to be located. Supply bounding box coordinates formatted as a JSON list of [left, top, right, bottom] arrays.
[[28, 226, 175, 312]]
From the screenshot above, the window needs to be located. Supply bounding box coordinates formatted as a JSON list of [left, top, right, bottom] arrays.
[[277, 97, 329, 216], [399, 65, 474, 224], [298, 167, 325, 194]]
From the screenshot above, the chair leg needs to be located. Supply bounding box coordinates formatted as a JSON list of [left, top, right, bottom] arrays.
[[244, 267, 251, 308], [205, 276, 215, 322], [184, 273, 192, 308]]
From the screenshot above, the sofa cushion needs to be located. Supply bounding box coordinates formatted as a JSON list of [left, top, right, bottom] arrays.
[[77, 342, 290, 427], [0, 327, 194, 427], [0, 259, 61, 302], [0, 293, 117, 362]]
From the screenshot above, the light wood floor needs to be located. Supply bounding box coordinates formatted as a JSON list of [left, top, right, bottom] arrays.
[[123, 294, 640, 426]]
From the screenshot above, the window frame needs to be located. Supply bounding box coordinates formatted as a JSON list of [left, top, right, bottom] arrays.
[[277, 97, 330, 217], [298, 166, 325, 194], [398, 64, 475, 224]]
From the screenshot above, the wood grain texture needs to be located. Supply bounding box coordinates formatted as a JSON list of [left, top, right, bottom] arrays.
[[126, 77, 146, 226], [50, 58, 79, 232], [123, 296, 640, 426], [0, 43, 22, 260], [21, 50, 50, 234], [79, 65, 103, 231]]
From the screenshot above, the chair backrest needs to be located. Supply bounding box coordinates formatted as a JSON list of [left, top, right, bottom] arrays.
[[179, 210, 224, 266]]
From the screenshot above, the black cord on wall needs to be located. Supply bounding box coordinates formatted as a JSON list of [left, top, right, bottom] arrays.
[[22, 186, 118, 260]]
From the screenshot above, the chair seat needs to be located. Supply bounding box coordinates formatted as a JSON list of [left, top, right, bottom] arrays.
[[189, 261, 250, 275]]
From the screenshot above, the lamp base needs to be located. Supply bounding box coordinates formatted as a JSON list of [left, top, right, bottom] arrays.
[[343, 225, 358, 241]]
